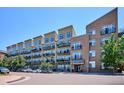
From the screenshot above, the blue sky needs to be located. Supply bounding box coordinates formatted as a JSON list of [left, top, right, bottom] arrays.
[[0, 7, 118, 50]]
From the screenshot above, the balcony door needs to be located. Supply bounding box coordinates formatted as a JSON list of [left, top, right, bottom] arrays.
[[74, 65, 81, 72]]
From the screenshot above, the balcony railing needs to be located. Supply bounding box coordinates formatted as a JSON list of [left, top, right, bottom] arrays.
[[23, 50, 31, 54], [100, 27, 116, 35], [25, 55, 32, 59], [32, 54, 42, 58], [43, 53, 55, 57], [72, 57, 82, 60], [32, 48, 42, 52], [57, 58, 70, 63], [71, 45, 82, 50], [72, 58, 84, 64], [44, 59, 55, 63], [57, 50, 70, 55], [43, 45, 55, 50], [57, 41, 70, 48]]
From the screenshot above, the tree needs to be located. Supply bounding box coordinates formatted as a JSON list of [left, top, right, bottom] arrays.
[[0, 55, 26, 71], [0, 59, 3, 66], [40, 62, 53, 71], [1, 56, 10, 67], [101, 34, 124, 73], [11, 55, 26, 71]]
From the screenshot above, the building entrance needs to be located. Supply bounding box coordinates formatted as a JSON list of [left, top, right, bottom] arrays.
[[74, 65, 81, 72]]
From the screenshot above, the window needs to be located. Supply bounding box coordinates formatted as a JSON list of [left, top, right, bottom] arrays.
[[89, 61, 96, 68], [101, 24, 115, 35], [72, 42, 82, 49], [101, 37, 109, 45], [89, 50, 96, 57], [50, 37, 55, 42], [59, 34, 64, 40], [66, 32, 72, 38], [92, 30, 96, 35], [73, 52, 82, 59], [89, 39, 96, 46], [45, 38, 49, 43], [87, 29, 96, 35]]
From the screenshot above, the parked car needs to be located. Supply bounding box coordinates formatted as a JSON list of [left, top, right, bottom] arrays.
[[0, 67, 10, 74], [36, 69, 42, 73], [32, 69, 42, 73], [32, 70, 37, 73], [21, 68, 33, 73], [41, 70, 53, 73]]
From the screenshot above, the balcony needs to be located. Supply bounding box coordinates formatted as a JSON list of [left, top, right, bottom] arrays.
[[24, 55, 32, 59], [43, 44, 55, 50], [44, 58, 55, 63], [71, 45, 82, 50], [57, 49, 70, 55], [57, 41, 70, 48], [23, 50, 31, 54], [72, 57, 84, 64], [57, 58, 70, 63], [100, 27, 116, 35], [43, 53, 55, 57], [32, 54, 42, 58], [32, 48, 42, 52]]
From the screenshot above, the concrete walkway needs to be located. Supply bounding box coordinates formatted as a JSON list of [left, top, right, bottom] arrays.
[[0, 73, 26, 85], [8, 72, 124, 85]]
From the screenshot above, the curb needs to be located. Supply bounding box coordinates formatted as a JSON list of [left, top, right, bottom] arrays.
[[7, 77, 25, 84]]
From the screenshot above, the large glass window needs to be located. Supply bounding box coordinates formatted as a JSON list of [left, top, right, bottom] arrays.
[[72, 42, 82, 50], [59, 34, 64, 40], [89, 50, 96, 57], [89, 39, 96, 46], [101, 37, 109, 45], [73, 52, 82, 59], [50, 37, 55, 42], [101, 24, 115, 35], [87, 29, 96, 35], [89, 61, 96, 68], [66, 32, 72, 38], [45, 38, 49, 43]]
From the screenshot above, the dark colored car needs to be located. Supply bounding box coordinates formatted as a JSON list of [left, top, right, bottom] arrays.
[[0, 67, 10, 74]]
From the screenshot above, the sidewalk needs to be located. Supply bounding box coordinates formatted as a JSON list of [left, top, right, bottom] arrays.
[[0, 74, 25, 85]]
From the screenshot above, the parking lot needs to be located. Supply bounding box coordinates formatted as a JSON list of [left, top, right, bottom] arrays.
[[4, 72, 124, 85]]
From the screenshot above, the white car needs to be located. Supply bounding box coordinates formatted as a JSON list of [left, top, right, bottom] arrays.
[[22, 68, 33, 73], [36, 69, 42, 73], [32, 69, 42, 73]]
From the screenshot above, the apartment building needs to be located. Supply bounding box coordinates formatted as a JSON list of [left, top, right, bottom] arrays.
[[86, 8, 118, 72], [17, 42, 24, 55], [57, 25, 75, 71], [6, 8, 123, 72], [43, 31, 57, 64], [31, 36, 43, 68], [70, 35, 89, 72]]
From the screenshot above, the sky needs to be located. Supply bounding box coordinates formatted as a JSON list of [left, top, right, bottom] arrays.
[[0, 7, 119, 50]]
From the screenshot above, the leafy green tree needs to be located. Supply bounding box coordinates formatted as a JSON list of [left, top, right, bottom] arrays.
[[0, 59, 3, 66], [0, 55, 26, 71], [40, 62, 53, 71], [11, 55, 26, 71], [1, 56, 10, 67], [16, 55, 26, 69], [101, 34, 124, 73]]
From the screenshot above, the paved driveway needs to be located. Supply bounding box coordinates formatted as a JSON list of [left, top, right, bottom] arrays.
[[10, 72, 124, 85]]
